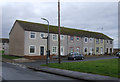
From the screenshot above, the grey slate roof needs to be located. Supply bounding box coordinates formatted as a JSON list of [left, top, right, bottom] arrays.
[[16, 20, 113, 40]]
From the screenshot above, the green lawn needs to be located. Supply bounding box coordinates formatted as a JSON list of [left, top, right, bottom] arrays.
[[42, 59, 120, 78], [2, 55, 20, 59]]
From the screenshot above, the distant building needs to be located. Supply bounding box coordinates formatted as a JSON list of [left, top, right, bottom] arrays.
[[9, 20, 113, 59], [0, 38, 9, 55]]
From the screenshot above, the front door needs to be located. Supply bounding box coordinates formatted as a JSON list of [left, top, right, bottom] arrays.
[[40, 46, 44, 56], [61, 46, 64, 56]]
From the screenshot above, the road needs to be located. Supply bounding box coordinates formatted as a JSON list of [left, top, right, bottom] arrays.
[[2, 62, 85, 81], [19, 55, 118, 67]]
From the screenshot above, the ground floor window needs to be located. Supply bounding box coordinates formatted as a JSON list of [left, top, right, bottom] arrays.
[[70, 47, 74, 53], [29, 45, 35, 54], [52, 46, 57, 54]]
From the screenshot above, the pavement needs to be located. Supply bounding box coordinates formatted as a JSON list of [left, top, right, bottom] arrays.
[[2, 55, 120, 82]]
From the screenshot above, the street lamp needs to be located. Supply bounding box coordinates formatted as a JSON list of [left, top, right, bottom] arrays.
[[41, 18, 50, 65]]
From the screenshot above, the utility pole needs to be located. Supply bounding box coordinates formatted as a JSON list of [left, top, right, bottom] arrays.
[[58, 0, 61, 64]]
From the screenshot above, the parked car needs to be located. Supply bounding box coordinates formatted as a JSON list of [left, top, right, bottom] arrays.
[[68, 52, 84, 60], [116, 52, 120, 58]]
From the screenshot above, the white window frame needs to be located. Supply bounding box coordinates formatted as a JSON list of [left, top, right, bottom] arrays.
[[84, 37, 88, 43], [60, 35, 64, 40], [52, 34, 58, 41], [29, 45, 36, 54], [29, 32, 36, 39], [40, 33, 45, 38], [52, 46, 57, 54]]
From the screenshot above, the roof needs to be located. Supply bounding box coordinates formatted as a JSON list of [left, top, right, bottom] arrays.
[[13, 20, 113, 40], [0, 38, 9, 43]]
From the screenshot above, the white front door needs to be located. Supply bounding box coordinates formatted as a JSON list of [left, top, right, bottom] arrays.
[[61, 46, 64, 56], [90, 48, 93, 55], [101, 47, 103, 54]]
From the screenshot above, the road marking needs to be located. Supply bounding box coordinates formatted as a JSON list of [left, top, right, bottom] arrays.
[[5, 62, 26, 69]]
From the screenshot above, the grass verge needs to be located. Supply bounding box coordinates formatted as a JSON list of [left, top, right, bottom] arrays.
[[2, 55, 20, 59], [42, 59, 119, 78]]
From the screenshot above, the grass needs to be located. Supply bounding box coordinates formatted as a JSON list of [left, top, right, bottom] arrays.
[[2, 55, 20, 59], [42, 59, 119, 78]]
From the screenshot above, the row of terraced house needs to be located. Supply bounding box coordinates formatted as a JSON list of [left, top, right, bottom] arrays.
[[9, 20, 113, 59]]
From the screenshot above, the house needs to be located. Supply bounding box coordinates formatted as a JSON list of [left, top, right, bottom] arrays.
[[0, 38, 9, 55], [9, 20, 113, 59]]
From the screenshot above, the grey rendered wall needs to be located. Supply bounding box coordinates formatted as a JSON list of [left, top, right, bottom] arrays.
[[24, 31, 47, 56], [82, 37, 95, 55], [104, 40, 113, 53], [67, 35, 83, 54], [9, 22, 24, 56], [24, 31, 68, 56], [49, 33, 68, 56]]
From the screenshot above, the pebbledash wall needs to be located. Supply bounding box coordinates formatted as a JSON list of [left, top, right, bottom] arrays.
[[9, 20, 114, 58], [24, 31, 113, 56]]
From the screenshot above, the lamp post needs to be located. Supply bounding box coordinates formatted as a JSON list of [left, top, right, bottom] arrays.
[[41, 18, 50, 65]]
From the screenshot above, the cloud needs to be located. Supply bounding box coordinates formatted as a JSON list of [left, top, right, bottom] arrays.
[[1, 1, 118, 48]]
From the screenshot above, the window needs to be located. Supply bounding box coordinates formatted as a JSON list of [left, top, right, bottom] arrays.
[[30, 32, 36, 39], [89, 38, 93, 41], [96, 47, 99, 53], [70, 47, 74, 52], [29, 46, 35, 54], [96, 39, 99, 44], [107, 40, 108, 43], [70, 36, 74, 41], [76, 48, 80, 53], [101, 39, 103, 43], [40, 33, 45, 38], [52, 46, 57, 53], [52, 34, 57, 41], [2, 43, 5, 45], [84, 37, 88, 43], [84, 48, 88, 53], [76, 37, 80, 41], [60, 35, 64, 40], [110, 41, 112, 44]]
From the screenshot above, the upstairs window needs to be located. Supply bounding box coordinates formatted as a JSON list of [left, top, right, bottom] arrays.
[[96, 39, 99, 44], [76, 37, 80, 41], [84, 37, 88, 43], [70, 36, 74, 41], [110, 41, 112, 44], [107, 40, 108, 43], [101, 39, 103, 43], [40, 33, 45, 38], [52, 34, 57, 41], [30, 32, 36, 39], [60, 35, 64, 40]]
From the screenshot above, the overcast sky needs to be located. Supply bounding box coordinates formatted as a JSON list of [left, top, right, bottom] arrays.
[[1, 0, 118, 48]]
